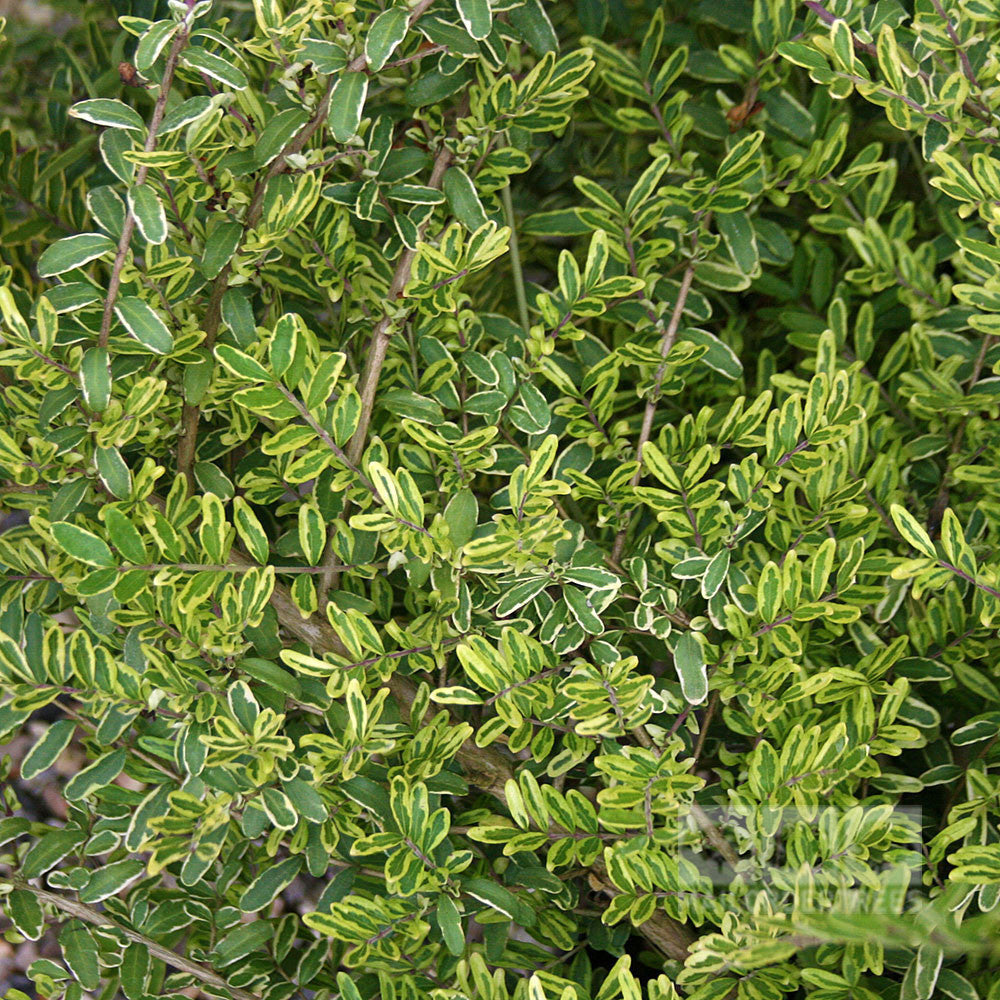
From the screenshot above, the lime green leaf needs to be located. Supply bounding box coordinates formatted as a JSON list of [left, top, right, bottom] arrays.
[[51, 521, 115, 568]]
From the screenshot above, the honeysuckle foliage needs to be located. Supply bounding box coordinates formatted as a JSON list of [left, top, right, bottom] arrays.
[[4, 0, 1000, 998]]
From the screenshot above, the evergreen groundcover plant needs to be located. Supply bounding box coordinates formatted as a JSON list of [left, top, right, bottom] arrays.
[[3, 0, 1000, 997]]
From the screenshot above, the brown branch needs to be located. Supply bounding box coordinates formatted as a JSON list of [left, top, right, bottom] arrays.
[[226, 548, 696, 960], [1, 876, 263, 1000], [98, 26, 190, 348]]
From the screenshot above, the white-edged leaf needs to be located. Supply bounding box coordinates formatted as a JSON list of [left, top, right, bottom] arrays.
[[70, 99, 145, 132], [129, 185, 168, 244], [135, 20, 177, 72], [115, 296, 174, 354], [674, 632, 707, 704], [159, 95, 215, 135], [366, 6, 409, 71], [328, 71, 368, 142], [37, 233, 116, 277], [456, 0, 492, 39], [182, 47, 249, 89]]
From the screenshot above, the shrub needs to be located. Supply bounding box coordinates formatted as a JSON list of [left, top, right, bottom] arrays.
[[2, 0, 1000, 998]]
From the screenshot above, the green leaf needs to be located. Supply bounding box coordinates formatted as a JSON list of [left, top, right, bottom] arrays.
[[239, 856, 303, 911], [21, 719, 76, 780], [456, 0, 492, 40], [214, 919, 273, 965], [437, 894, 465, 955], [283, 776, 327, 822], [260, 786, 298, 829], [115, 296, 174, 354], [701, 548, 730, 599], [70, 98, 145, 132], [159, 95, 215, 135], [37, 233, 116, 277], [563, 586, 604, 634], [328, 71, 368, 143], [6, 889, 44, 940], [135, 19, 177, 72], [444, 489, 478, 548], [298, 503, 325, 564], [463, 877, 523, 922], [255, 108, 310, 168], [757, 561, 782, 623], [95, 445, 132, 499], [233, 496, 270, 564], [683, 327, 743, 379], [366, 6, 410, 72], [508, 0, 558, 54], [51, 521, 115, 568], [119, 941, 151, 1000], [63, 748, 126, 800], [60, 921, 101, 990], [20, 828, 86, 879], [79, 859, 146, 903], [673, 632, 707, 704], [103, 507, 148, 563], [80, 347, 112, 411]]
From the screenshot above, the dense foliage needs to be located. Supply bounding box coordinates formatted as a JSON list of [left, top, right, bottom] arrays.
[[3, 0, 1000, 997]]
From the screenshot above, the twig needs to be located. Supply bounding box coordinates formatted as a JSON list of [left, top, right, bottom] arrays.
[[805, 0, 998, 135], [929, 0, 981, 91], [1, 876, 263, 1000], [927, 332, 995, 535], [178, 0, 441, 491], [98, 26, 190, 348], [610, 263, 695, 563], [501, 182, 530, 335], [177, 77, 337, 487], [346, 145, 454, 467], [689, 690, 718, 771]]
